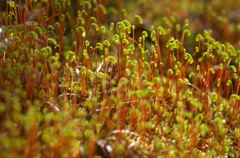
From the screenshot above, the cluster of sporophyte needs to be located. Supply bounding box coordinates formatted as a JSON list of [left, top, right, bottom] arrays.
[[0, 0, 239, 157]]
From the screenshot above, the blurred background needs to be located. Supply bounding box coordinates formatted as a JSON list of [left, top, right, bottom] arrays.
[[1, 0, 240, 47]]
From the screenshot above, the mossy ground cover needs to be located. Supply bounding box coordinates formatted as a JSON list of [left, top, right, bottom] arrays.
[[0, 0, 239, 157]]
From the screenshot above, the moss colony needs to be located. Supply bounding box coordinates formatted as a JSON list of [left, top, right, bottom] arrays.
[[0, 0, 239, 157]]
